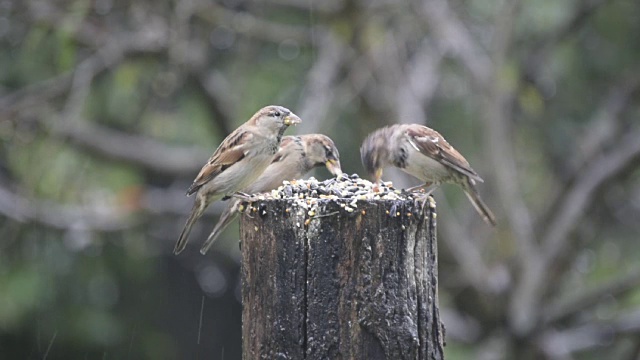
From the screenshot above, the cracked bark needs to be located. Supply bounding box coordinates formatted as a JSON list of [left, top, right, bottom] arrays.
[[240, 199, 444, 359]]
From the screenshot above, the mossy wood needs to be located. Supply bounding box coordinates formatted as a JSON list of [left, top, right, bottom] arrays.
[[240, 198, 444, 360]]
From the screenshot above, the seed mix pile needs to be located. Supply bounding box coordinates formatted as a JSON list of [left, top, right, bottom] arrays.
[[239, 173, 435, 225]]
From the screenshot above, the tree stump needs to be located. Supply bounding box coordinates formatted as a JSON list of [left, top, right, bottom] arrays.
[[240, 194, 444, 360]]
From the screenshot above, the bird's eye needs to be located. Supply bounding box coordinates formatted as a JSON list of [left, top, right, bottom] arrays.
[[325, 148, 333, 158], [274, 111, 281, 117]]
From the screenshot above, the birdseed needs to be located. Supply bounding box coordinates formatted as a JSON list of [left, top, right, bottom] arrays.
[[238, 173, 429, 224], [262, 173, 417, 202]]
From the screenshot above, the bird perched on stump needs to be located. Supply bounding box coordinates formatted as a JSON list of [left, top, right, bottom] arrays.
[[200, 134, 342, 254], [174, 105, 302, 255], [360, 124, 496, 226]]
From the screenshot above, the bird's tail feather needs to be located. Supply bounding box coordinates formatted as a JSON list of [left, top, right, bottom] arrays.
[[200, 200, 241, 255], [174, 199, 206, 255], [463, 180, 497, 227]]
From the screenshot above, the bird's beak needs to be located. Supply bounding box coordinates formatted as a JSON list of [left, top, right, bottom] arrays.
[[325, 159, 342, 177], [372, 168, 383, 192], [374, 168, 383, 183], [283, 113, 302, 126]]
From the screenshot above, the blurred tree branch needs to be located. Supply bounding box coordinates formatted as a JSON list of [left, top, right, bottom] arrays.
[[544, 268, 640, 325], [0, 23, 168, 113], [3, 0, 640, 357], [263, 0, 344, 14], [296, 31, 347, 134], [50, 121, 208, 176], [190, 71, 235, 135], [194, 2, 311, 44], [419, 0, 492, 88], [0, 181, 133, 231], [510, 123, 640, 336], [541, 125, 640, 264], [541, 310, 640, 357], [394, 39, 445, 125], [437, 196, 497, 295], [523, 0, 611, 93], [574, 69, 640, 171]]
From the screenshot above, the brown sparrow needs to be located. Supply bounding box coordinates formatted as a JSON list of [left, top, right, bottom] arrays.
[[200, 134, 342, 254], [174, 105, 302, 255], [360, 124, 496, 226]]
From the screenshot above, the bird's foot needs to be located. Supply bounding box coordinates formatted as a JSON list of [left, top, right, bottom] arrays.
[[407, 183, 436, 197], [231, 192, 256, 201]]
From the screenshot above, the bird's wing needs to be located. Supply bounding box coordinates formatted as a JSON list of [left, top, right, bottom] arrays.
[[187, 129, 254, 195], [270, 136, 296, 164], [245, 136, 305, 192], [405, 126, 483, 183]]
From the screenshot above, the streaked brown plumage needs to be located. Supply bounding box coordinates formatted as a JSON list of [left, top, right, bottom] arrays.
[[200, 134, 342, 254], [174, 105, 301, 255], [360, 124, 496, 226]]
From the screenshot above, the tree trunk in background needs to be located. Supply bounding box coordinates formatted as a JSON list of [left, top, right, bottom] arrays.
[[240, 199, 444, 360]]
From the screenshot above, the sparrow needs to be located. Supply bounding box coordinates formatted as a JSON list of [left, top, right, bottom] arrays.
[[200, 134, 342, 254], [360, 124, 496, 226], [174, 105, 302, 255]]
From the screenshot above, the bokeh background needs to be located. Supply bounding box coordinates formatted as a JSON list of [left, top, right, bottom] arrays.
[[1, 0, 640, 359]]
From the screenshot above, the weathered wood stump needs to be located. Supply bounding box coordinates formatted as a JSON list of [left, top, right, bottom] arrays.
[[240, 195, 444, 360]]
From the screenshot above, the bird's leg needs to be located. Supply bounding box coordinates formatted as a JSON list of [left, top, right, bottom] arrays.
[[406, 182, 434, 194], [422, 184, 437, 197], [405, 183, 425, 192], [231, 191, 255, 201], [409, 183, 438, 212], [412, 189, 436, 215]]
